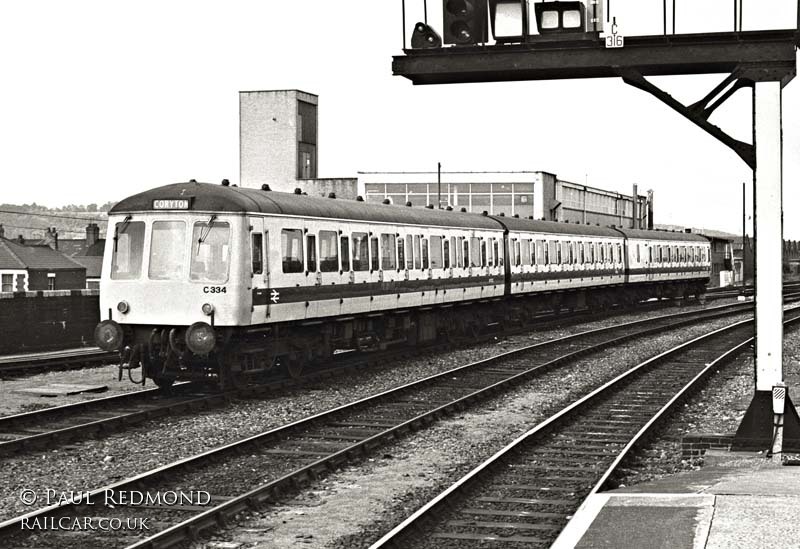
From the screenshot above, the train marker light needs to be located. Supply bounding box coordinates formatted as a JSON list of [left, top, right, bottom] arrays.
[[443, 0, 487, 45], [533, 1, 585, 35], [411, 22, 443, 49], [117, 300, 130, 314], [95, 320, 124, 351], [185, 322, 216, 355], [202, 303, 215, 316]]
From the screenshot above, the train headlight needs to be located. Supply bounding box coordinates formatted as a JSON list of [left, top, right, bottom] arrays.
[[117, 301, 130, 314], [95, 320, 124, 351], [185, 322, 216, 354], [201, 303, 215, 316]]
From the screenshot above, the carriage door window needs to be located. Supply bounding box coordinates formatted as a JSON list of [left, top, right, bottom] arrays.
[[340, 235, 350, 271], [281, 229, 304, 273], [413, 236, 422, 269], [251, 233, 263, 274], [111, 221, 145, 280], [443, 237, 450, 269], [190, 221, 230, 283], [352, 233, 369, 271], [306, 234, 317, 272], [421, 238, 429, 269], [319, 231, 338, 272], [397, 237, 405, 269], [370, 235, 379, 271], [406, 235, 414, 269]]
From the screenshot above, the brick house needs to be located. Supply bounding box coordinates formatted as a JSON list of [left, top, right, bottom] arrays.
[[0, 235, 86, 292]]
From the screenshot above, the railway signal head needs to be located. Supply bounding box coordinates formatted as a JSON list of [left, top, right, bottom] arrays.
[[443, 0, 488, 45], [411, 22, 443, 49]]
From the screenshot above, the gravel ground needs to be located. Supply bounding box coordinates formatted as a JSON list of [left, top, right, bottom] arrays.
[[163, 315, 748, 549], [0, 301, 737, 526], [0, 363, 141, 416]]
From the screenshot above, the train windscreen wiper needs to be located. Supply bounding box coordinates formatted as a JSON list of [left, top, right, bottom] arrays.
[[197, 215, 218, 251], [113, 215, 132, 253]]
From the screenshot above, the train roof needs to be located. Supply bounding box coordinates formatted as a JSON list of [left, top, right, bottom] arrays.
[[615, 227, 710, 242], [490, 215, 622, 238], [111, 182, 502, 230]]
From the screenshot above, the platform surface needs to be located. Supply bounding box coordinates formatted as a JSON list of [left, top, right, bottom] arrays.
[[557, 451, 800, 549]]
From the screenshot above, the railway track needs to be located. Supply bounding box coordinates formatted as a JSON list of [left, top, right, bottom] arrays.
[[370, 309, 800, 549], [0, 347, 118, 377], [0, 300, 748, 457], [0, 301, 762, 548]]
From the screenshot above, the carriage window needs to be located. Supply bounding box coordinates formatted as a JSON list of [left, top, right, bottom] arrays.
[[459, 237, 467, 268], [451, 237, 458, 267], [567, 242, 574, 264], [636, 244, 641, 263], [370, 236, 379, 271], [648, 246, 653, 263], [599, 245, 605, 263], [579, 242, 585, 264], [111, 221, 145, 280], [352, 232, 369, 271], [481, 240, 488, 267], [556, 242, 563, 264], [521, 239, 530, 265], [470, 238, 481, 267], [486, 238, 494, 266], [281, 229, 304, 273], [537, 240, 545, 265], [190, 221, 230, 282], [589, 242, 594, 263], [319, 231, 338, 272], [406, 235, 414, 269], [340, 236, 350, 271], [430, 236, 443, 269], [381, 234, 396, 270], [414, 235, 422, 269], [421, 238, 429, 269], [510, 239, 517, 266], [543, 241, 550, 265], [443, 238, 450, 269], [494, 239, 502, 266], [397, 237, 405, 269], [617, 244, 622, 263], [251, 233, 263, 275], [306, 234, 317, 272]]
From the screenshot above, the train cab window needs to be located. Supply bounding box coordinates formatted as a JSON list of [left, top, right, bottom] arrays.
[[443, 238, 450, 269], [111, 221, 145, 280], [319, 231, 338, 272], [281, 229, 304, 273], [306, 234, 317, 272], [150, 221, 188, 281], [406, 235, 414, 269], [381, 234, 396, 270], [370, 236, 379, 271], [352, 232, 369, 271], [340, 236, 350, 271], [251, 233, 263, 275], [414, 235, 422, 269], [430, 236, 443, 269], [190, 221, 230, 282]]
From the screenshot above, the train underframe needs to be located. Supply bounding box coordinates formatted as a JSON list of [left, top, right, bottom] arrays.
[[116, 279, 708, 389]]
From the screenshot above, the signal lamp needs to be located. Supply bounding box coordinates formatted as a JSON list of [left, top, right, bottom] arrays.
[[411, 22, 443, 49], [95, 320, 124, 351], [185, 322, 216, 355], [443, 0, 487, 45]]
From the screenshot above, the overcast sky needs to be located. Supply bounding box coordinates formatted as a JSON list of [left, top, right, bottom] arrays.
[[0, 1, 797, 238]]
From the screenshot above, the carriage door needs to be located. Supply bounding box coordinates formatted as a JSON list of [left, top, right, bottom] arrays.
[[249, 217, 270, 321]]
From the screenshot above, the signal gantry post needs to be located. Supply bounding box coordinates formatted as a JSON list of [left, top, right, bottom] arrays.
[[393, 0, 800, 451]]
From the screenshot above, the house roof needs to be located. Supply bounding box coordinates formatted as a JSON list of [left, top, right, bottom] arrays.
[[54, 238, 106, 257], [70, 255, 103, 278], [0, 237, 85, 271]]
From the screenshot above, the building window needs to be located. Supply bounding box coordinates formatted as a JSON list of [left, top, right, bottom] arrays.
[[47, 273, 56, 291], [1, 274, 12, 292]]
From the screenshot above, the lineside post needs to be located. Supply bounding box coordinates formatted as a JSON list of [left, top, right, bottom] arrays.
[[733, 80, 800, 452]]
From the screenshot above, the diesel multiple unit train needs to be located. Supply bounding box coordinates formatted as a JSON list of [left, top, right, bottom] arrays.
[[94, 181, 711, 387]]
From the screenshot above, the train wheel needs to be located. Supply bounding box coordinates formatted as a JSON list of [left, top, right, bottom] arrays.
[[286, 357, 304, 379], [152, 376, 175, 389]]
